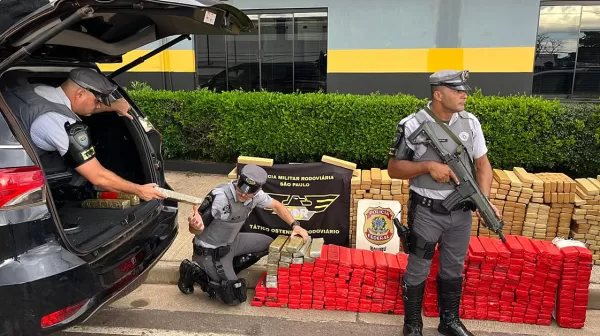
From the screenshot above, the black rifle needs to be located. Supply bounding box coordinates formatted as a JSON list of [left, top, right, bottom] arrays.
[[407, 122, 506, 243]]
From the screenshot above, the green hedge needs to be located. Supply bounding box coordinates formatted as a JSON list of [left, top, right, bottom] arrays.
[[127, 83, 600, 178]]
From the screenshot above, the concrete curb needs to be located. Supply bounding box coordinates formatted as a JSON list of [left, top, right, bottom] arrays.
[[145, 261, 600, 310]]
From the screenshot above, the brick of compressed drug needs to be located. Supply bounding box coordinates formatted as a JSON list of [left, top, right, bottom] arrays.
[[279, 262, 290, 268], [266, 281, 278, 288], [267, 265, 278, 275], [266, 275, 277, 282], [285, 236, 304, 253], [269, 235, 289, 253], [280, 255, 292, 263], [97, 192, 140, 206], [267, 253, 281, 265], [82, 199, 130, 209], [292, 257, 304, 264], [293, 237, 312, 258], [304, 257, 315, 263], [310, 238, 325, 258]]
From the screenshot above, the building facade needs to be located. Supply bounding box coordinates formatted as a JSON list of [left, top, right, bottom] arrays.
[[98, 0, 600, 100]]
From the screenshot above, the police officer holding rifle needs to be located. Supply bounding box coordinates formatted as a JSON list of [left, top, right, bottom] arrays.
[[387, 70, 502, 336]]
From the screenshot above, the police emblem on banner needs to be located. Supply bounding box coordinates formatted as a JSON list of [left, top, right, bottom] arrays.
[[356, 199, 401, 253], [363, 207, 394, 245]]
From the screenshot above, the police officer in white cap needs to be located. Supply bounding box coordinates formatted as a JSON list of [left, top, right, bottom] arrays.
[[387, 70, 500, 336], [178, 164, 309, 306]]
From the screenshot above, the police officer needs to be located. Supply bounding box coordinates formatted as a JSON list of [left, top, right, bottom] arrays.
[[387, 70, 500, 336], [3, 67, 167, 201], [178, 164, 309, 306]]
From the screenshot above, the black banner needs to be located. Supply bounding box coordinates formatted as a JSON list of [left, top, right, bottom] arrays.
[[239, 162, 352, 247]]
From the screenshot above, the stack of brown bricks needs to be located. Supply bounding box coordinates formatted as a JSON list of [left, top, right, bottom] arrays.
[[349, 169, 408, 248]]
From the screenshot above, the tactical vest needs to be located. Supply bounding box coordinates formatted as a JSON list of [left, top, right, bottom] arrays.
[[3, 85, 79, 175], [410, 110, 474, 191], [195, 183, 257, 247]]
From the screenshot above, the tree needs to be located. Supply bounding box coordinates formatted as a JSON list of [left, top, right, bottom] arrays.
[[535, 33, 564, 60]]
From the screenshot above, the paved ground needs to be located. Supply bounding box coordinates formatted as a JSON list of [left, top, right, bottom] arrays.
[[56, 284, 600, 336]]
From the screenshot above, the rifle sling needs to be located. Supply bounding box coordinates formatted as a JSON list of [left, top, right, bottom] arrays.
[[423, 106, 478, 176]]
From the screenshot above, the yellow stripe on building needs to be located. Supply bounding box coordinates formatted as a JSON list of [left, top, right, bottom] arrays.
[[97, 49, 196, 73], [327, 47, 535, 73]]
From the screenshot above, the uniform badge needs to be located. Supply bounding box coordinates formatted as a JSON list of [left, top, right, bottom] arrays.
[[222, 205, 231, 215], [459, 132, 469, 142], [77, 133, 89, 147]]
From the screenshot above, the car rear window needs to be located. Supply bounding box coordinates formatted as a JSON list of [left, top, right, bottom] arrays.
[[0, 109, 35, 168], [0, 112, 20, 146]]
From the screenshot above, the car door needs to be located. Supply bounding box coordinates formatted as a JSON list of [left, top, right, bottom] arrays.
[[0, 0, 254, 72]]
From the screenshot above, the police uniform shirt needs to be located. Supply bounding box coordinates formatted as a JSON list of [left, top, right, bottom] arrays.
[[399, 101, 488, 200], [29, 85, 78, 156], [197, 181, 274, 249]]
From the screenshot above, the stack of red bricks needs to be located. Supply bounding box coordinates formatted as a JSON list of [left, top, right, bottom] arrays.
[[461, 235, 563, 325], [554, 244, 593, 328], [253, 235, 591, 329]]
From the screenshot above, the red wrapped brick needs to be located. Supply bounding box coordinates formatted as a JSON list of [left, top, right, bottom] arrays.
[[555, 242, 592, 329], [327, 244, 340, 265], [339, 246, 352, 268], [362, 249, 376, 270]]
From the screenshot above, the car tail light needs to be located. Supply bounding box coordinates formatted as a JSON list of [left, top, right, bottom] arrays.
[[0, 166, 45, 209], [40, 299, 89, 328]]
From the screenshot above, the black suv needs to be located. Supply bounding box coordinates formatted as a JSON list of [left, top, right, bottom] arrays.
[[0, 1, 252, 335]]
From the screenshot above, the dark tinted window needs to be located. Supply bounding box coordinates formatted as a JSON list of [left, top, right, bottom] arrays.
[[195, 35, 227, 90], [0, 111, 19, 146], [573, 6, 600, 98], [194, 10, 328, 93], [533, 5, 581, 97], [0, 108, 34, 168]]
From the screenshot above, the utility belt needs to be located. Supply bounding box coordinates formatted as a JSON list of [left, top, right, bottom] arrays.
[[410, 190, 475, 215], [193, 240, 232, 281], [193, 243, 231, 261]]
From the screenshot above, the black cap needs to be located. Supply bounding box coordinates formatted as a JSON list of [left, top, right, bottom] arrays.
[[69, 68, 117, 106], [237, 164, 268, 194]]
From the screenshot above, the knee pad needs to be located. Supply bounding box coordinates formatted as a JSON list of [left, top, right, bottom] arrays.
[[214, 278, 248, 306], [409, 231, 437, 260]]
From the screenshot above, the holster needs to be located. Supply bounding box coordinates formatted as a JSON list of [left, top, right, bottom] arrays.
[[405, 192, 437, 260], [193, 241, 232, 281]]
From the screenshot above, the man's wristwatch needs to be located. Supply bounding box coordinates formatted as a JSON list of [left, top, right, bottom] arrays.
[[291, 220, 301, 229]]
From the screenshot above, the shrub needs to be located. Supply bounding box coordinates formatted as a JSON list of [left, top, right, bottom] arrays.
[[127, 87, 600, 178]]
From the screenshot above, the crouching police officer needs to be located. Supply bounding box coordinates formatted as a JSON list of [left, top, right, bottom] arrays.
[[387, 70, 499, 336], [177, 164, 309, 306]]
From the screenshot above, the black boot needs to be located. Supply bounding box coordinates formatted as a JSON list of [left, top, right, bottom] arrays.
[[178, 259, 198, 294], [401, 277, 425, 336], [232, 251, 267, 275], [437, 276, 473, 336]]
